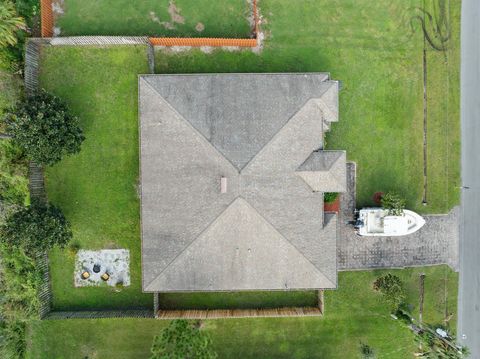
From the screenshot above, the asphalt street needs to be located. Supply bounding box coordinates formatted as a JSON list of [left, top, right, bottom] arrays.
[[457, 0, 480, 357]]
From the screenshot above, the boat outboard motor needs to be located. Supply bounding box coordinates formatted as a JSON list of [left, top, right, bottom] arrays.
[[353, 219, 364, 229]]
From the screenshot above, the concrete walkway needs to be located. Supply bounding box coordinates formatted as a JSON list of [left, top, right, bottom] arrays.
[[337, 163, 459, 271]]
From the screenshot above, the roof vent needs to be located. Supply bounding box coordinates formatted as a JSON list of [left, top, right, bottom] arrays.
[[220, 176, 227, 193]]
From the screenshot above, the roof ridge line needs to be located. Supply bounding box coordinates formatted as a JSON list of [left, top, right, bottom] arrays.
[[240, 95, 326, 174], [143, 196, 242, 291], [147, 197, 334, 291], [141, 78, 240, 174], [231, 197, 337, 287]]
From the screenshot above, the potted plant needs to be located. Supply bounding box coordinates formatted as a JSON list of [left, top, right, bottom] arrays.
[[380, 192, 406, 216]]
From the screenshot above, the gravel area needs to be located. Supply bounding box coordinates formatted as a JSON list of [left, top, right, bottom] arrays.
[[75, 249, 130, 287]]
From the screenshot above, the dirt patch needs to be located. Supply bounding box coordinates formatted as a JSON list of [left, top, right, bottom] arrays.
[[168, 1, 185, 25], [195, 22, 205, 32], [200, 46, 214, 54], [51, 0, 65, 36], [150, 1, 185, 30]]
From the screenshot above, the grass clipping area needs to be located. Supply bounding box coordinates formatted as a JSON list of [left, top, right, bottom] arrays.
[[26, 266, 458, 359]]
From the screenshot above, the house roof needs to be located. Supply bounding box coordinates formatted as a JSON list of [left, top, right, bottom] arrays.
[[139, 73, 345, 292], [296, 151, 347, 192]]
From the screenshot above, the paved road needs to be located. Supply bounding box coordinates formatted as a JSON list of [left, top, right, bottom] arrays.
[[457, 0, 480, 356], [337, 164, 459, 271]]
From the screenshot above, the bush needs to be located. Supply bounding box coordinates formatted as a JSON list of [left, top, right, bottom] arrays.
[[359, 342, 376, 359], [0, 140, 28, 206], [0, 244, 42, 359], [0, 200, 73, 253], [0, 1, 26, 48], [0, 320, 27, 359], [373, 273, 406, 311], [150, 320, 217, 359], [324, 192, 339, 204], [3, 90, 85, 166], [380, 192, 406, 216], [13, 0, 39, 27]]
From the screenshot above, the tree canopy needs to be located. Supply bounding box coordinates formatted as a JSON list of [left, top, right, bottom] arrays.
[[0, 200, 72, 253], [373, 273, 406, 311], [3, 90, 85, 166], [150, 320, 217, 359]]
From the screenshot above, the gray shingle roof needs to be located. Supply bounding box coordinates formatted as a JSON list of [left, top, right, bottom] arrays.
[[296, 151, 347, 192], [139, 73, 345, 292]]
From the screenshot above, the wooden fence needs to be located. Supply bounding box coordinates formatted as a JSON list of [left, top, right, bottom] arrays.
[[155, 290, 325, 320], [40, 0, 260, 48], [157, 306, 323, 319], [49, 36, 149, 45], [24, 39, 46, 95], [44, 310, 154, 320]]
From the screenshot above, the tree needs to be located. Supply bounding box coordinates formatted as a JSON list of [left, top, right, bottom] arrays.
[[3, 91, 85, 166], [0, 200, 72, 253], [0, 1, 26, 48], [380, 192, 406, 216], [150, 320, 217, 359], [373, 273, 406, 311]]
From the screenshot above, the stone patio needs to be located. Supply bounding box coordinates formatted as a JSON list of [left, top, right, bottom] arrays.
[[75, 249, 131, 287]]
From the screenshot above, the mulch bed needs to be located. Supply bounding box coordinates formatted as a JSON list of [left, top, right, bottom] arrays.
[[324, 196, 340, 213]]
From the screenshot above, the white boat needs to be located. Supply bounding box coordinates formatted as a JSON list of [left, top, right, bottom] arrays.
[[356, 208, 426, 236]]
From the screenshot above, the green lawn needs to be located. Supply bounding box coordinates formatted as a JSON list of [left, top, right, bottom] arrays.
[[38, 46, 318, 311], [424, 0, 461, 211], [39, 46, 152, 310], [27, 266, 458, 359], [155, 0, 461, 214], [55, 0, 252, 38], [158, 291, 319, 310]]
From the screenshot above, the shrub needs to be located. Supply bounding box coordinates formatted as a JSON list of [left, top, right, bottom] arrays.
[[0, 1, 26, 48], [380, 192, 406, 216], [415, 326, 469, 359], [373, 273, 406, 311], [0, 200, 73, 253], [0, 320, 27, 359], [0, 244, 42, 359], [324, 192, 339, 204], [3, 90, 85, 166], [150, 320, 217, 359], [359, 342, 376, 359]]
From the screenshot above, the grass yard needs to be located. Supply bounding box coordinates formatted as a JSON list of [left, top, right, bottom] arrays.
[[54, 0, 252, 38], [38, 46, 318, 311], [26, 266, 458, 359], [424, 0, 461, 211], [158, 290, 318, 310], [39, 46, 152, 310], [154, 0, 461, 214]]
